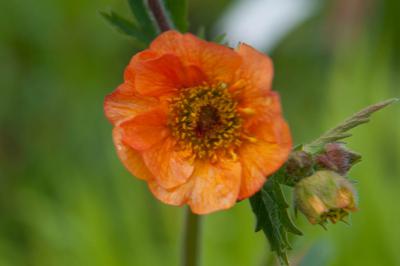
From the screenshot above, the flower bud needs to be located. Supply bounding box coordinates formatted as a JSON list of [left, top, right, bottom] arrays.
[[285, 150, 313, 182], [316, 143, 361, 175], [294, 170, 357, 225]]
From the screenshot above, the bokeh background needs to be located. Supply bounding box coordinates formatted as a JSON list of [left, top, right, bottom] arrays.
[[1, 0, 399, 265]]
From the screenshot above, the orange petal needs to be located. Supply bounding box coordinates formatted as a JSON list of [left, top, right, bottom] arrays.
[[142, 137, 194, 189], [148, 159, 242, 214], [242, 91, 283, 130], [148, 178, 194, 206], [112, 127, 153, 180], [127, 48, 206, 97], [150, 31, 241, 84], [181, 64, 208, 88], [124, 49, 160, 82], [238, 116, 292, 200], [134, 53, 189, 97], [235, 43, 273, 94], [104, 83, 158, 126], [259, 108, 290, 140], [188, 159, 241, 214], [119, 108, 169, 151]]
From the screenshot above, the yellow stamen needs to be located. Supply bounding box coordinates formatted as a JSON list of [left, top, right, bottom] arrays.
[[168, 83, 243, 160], [242, 135, 258, 143], [229, 149, 238, 161], [230, 79, 246, 91], [238, 107, 256, 115]]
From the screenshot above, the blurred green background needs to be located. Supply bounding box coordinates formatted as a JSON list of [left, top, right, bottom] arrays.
[[1, 0, 399, 265]]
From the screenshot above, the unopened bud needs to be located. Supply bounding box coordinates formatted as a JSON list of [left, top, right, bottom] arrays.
[[316, 143, 361, 175], [294, 170, 357, 225], [285, 151, 313, 183]]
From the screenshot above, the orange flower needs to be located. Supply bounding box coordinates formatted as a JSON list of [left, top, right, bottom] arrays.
[[104, 31, 292, 214]]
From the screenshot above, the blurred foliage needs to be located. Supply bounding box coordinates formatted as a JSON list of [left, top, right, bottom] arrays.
[[0, 0, 399, 266], [164, 0, 189, 32]]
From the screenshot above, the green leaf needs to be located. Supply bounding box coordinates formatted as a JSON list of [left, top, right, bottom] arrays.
[[304, 98, 398, 153], [251, 192, 268, 233], [100, 11, 150, 44], [213, 33, 227, 44], [164, 0, 188, 32], [127, 0, 157, 37], [250, 178, 302, 266], [196, 26, 206, 40]]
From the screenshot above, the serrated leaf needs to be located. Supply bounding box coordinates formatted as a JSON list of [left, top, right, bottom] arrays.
[[127, 0, 157, 37], [100, 11, 150, 44], [265, 180, 302, 237], [250, 192, 267, 232], [252, 189, 289, 265], [250, 178, 302, 266], [271, 181, 302, 236], [304, 98, 398, 153], [164, 0, 188, 32]]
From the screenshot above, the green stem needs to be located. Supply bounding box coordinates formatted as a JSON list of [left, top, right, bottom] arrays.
[[182, 208, 202, 266]]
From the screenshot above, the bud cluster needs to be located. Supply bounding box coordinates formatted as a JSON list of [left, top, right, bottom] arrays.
[[287, 143, 360, 226]]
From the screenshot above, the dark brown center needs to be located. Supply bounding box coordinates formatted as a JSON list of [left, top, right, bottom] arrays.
[[196, 105, 220, 137]]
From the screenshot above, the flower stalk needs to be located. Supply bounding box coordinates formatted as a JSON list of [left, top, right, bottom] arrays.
[[147, 0, 172, 32], [182, 208, 202, 266]]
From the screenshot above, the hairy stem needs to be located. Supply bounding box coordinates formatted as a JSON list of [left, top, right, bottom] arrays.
[[147, 0, 171, 32], [182, 208, 202, 266]]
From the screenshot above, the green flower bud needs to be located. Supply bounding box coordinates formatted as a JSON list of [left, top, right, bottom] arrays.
[[294, 170, 357, 225]]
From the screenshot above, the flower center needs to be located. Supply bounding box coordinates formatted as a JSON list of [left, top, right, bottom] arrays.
[[196, 105, 220, 137], [168, 83, 242, 161]]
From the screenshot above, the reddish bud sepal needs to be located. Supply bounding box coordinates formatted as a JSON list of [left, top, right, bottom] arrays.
[[316, 143, 361, 175], [285, 150, 314, 183]]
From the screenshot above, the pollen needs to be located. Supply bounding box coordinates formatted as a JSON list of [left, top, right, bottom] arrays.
[[168, 83, 243, 160]]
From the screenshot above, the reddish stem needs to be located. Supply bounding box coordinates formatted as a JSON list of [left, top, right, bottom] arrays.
[[147, 0, 172, 32]]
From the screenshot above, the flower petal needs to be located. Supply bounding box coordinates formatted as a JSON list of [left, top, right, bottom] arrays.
[[112, 127, 153, 180], [235, 43, 273, 93], [148, 159, 242, 214], [104, 83, 158, 126], [150, 31, 241, 83], [238, 115, 292, 200], [134, 53, 187, 97], [182, 65, 208, 87], [242, 91, 284, 130], [124, 50, 160, 82], [119, 108, 169, 151], [148, 178, 194, 206], [142, 137, 194, 189], [188, 159, 241, 214]]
